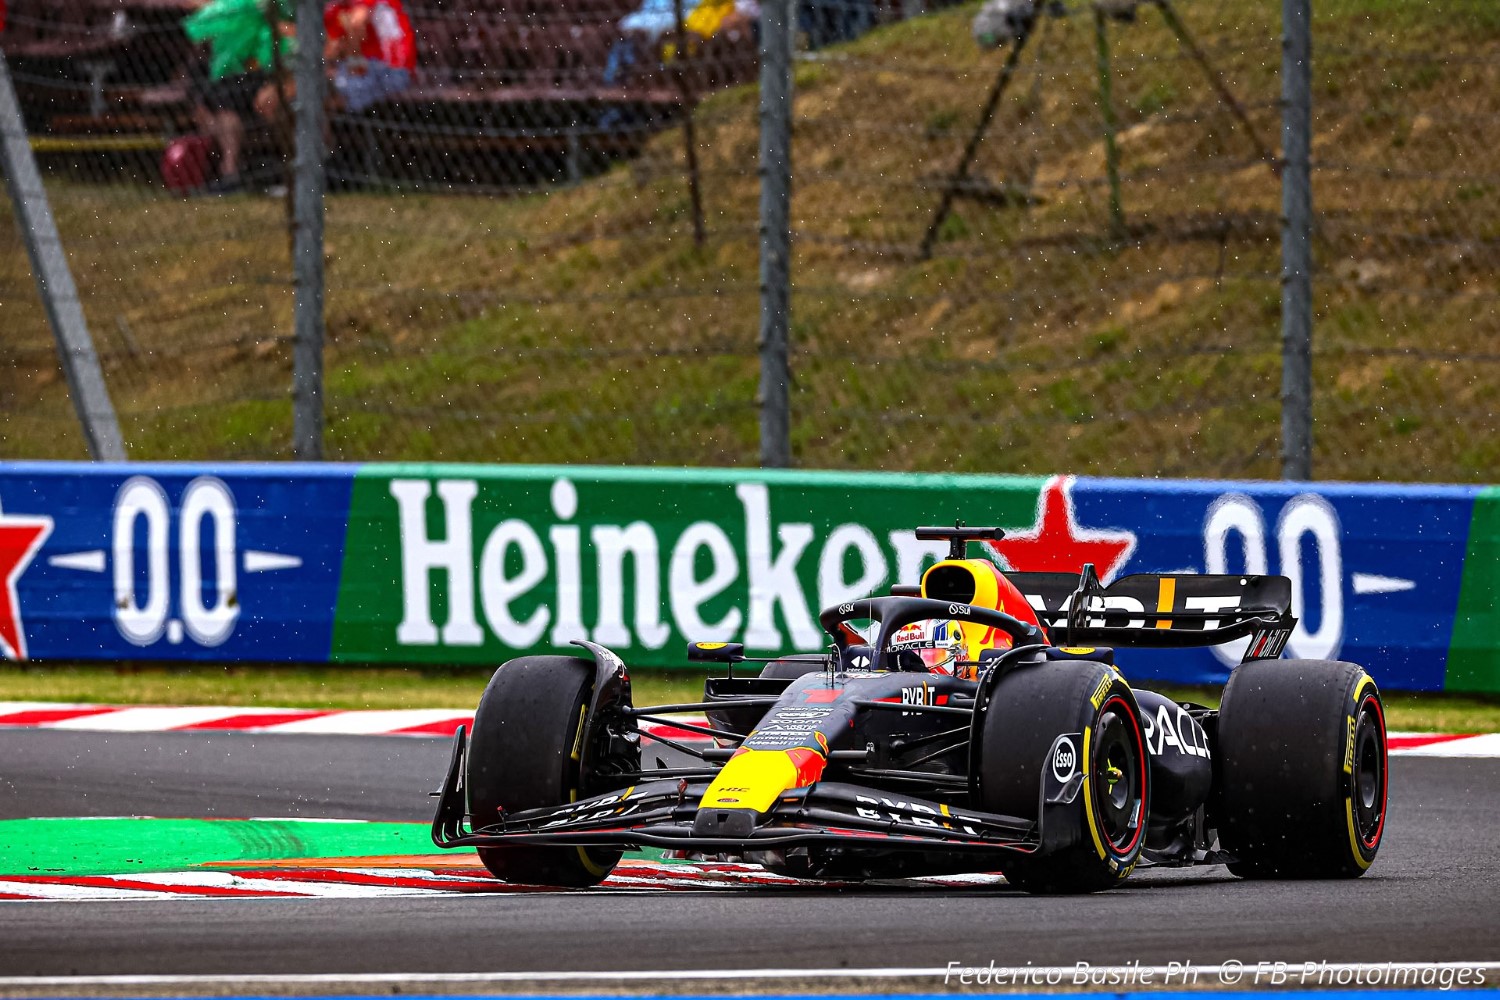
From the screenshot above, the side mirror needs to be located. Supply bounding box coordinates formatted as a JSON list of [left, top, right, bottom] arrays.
[[687, 641, 745, 663]]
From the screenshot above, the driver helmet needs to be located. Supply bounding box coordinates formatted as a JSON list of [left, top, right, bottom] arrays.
[[888, 619, 972, 678]]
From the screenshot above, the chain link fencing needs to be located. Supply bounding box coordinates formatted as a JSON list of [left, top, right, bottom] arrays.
[[1, 0, 1497, 482], [784, 0, 1287, 478], [1, 0, 293, 460], [1307, 1, 1500, 483]]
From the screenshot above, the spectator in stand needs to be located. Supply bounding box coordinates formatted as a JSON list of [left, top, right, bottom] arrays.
[[603, 0, 688, 87], [251, 0, 416, 129], [180, 0, 285, 193], [799, 0, 871, 50], [188, 66, 266, 193], [325, 0, 415, 114], [603, 0, 757, 87], [181, 0, 413, 193], [686, 0, 758, 48]]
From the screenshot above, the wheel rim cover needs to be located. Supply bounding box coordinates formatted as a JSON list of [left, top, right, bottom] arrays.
[[1093, 704, 1143, 852]]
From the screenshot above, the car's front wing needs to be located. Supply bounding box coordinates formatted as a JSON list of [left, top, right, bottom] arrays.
[[431, 727, 1045, 855]]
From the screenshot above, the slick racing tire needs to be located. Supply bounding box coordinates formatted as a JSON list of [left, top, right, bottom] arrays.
[[1217, 659, 1387, 879], [466, 656, 623, 887], [978, 661, 1149, 894]]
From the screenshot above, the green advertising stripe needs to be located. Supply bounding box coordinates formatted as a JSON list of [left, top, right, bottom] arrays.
[[1448, 485, 1500, 694], [0, 817, 444, 878], [331, 464, 1045, 667]]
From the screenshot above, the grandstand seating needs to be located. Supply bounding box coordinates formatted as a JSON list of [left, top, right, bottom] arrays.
[[0, 0, 764, 187]]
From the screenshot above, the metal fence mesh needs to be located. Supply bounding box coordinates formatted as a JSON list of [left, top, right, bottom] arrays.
[[782, 0, 1285, 477], [1, 0, 293, 460], [1309, 3, 1500, 482], [2, 0, 1498, 482]]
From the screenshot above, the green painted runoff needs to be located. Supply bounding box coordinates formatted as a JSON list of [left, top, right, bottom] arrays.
[[0, 817, 448, 878]]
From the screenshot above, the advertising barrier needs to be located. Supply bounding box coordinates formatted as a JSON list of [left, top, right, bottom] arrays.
[[0, 461, 1495, 692]]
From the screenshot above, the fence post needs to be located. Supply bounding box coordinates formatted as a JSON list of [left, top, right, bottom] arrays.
[[1093, 9, 1126, 241], [292, 0, 327, 460], [671, 0, 706, 248], [0, 55, 126, 461], [757, 0, 793, 468], [1280, 0, 1313, 480]]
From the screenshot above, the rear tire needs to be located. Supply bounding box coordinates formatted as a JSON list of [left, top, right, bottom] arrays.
[[1217, 658, 1387, 878], [978, 661, 1149, 894], [466, 656, 623, 887]]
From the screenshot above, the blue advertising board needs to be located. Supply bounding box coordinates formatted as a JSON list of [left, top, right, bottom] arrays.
[[0, 461, 1494, 692], [0, 463, 354, 663], [1068, 478, 1475, 690]]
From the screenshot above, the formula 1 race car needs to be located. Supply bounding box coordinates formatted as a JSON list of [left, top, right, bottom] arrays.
[[432, 524, 1388, 893]]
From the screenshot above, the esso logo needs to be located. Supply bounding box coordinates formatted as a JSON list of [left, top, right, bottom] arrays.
[[1052, 737, 1077, 782], [948, 603, 971, 616]]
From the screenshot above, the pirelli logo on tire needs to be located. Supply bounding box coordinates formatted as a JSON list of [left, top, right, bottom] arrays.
[[1344, 713, 1357, 774], [1089, 674, 1112, 709]]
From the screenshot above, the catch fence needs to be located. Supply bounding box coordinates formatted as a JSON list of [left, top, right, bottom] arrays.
[[1, 0, 1497, 483]]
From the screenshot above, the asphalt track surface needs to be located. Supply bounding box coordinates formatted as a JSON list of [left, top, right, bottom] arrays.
[[0, 729, 1497, 977]]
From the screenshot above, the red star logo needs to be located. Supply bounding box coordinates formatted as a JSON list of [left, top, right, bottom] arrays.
[[987, 476, 1135, 583], [0, 508, 53, 661]]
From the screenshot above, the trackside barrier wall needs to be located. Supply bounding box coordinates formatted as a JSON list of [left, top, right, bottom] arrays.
[[0, 462, 1497, 693]]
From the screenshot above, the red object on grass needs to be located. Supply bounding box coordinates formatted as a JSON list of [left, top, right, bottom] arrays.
[[161, 135, 214, 193]]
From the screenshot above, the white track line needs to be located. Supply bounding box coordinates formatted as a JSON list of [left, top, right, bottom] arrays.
[[0, 963, 1496, 989]]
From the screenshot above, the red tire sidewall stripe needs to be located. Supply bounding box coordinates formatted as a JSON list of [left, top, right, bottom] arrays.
[[1360, 692, 1388, 852], [1099, 692, 1147, 858]]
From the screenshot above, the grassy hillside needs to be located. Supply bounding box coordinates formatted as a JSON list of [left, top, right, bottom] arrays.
[[2, 0, 1497, 481]]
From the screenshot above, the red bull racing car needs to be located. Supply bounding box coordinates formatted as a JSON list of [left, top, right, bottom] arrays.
[[432, 524, 1388, 893]]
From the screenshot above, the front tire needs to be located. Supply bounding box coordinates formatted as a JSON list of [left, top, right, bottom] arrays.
[[1216, 658, 1387, 878], [978, 661, 1149, 894], [466, 656, 623, 887]]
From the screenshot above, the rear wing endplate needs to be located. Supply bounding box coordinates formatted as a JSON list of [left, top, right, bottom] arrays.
[[1006, 565, 1296, 662]]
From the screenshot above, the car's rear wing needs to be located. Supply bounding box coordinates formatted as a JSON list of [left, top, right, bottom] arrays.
[[1006, 565, 1296, 662]]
